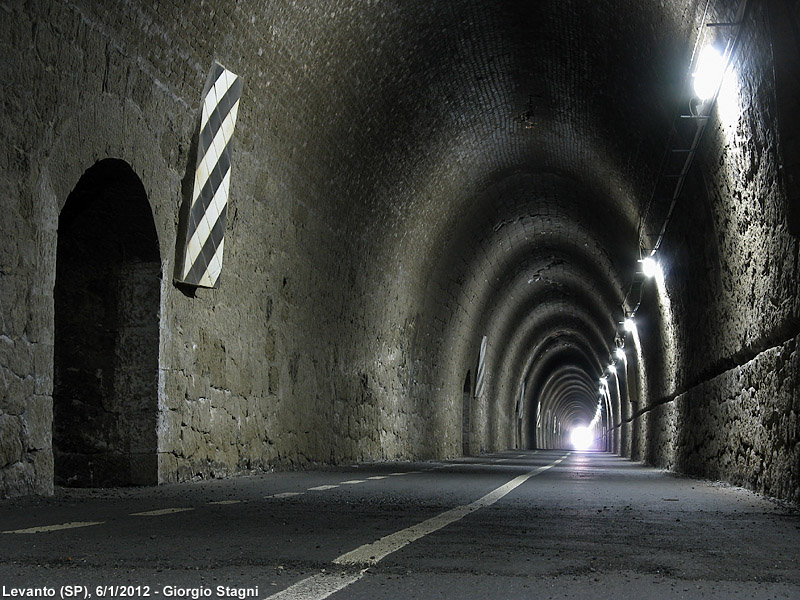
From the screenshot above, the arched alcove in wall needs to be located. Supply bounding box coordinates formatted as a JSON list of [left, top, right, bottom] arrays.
[[54, 159, 161, 487], [462, 370, 472, 456]]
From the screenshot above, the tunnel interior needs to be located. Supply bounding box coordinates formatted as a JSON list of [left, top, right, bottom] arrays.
[[53, 159, 161, 487], [0, 0, 798, 503]]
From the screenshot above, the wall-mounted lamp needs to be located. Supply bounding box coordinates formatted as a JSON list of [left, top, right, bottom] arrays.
[[641, 256, 659, 278], [623, 317, 636, 333], [607, 364, 616, 374], [693, 45, 725, 101], [614, 347, 626, 361]]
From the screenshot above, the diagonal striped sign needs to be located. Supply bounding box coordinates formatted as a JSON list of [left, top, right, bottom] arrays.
[[176, 62, 243, 288], [475, 335, 488, 398]]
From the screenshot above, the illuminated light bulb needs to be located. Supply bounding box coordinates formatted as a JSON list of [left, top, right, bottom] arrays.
[[693, 45, 725, 101], [641, 256, 658, 278], [607, 364, 616, 374], [615, 348, 626, 361], [624, 318, 636, 332]]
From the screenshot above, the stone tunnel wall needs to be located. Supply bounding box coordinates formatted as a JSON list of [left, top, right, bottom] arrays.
[[622, 0, 800, 502], [1, 0, 536, 495], [1, 0, 798, 503], [0, 0, 459, 495]]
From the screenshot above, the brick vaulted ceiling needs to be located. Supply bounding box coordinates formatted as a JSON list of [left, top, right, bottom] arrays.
[[277, 0, 701, 437]]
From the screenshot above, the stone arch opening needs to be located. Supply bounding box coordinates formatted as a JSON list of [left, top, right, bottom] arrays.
[[768, 0, 800, 237], [54, 159, 161, 487], [462, 370, 472, 456]]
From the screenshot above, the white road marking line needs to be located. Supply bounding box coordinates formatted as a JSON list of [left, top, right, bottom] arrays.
[[208, 500, 242, 505], [264, 568, 367, 600], [2, 521, 104, 534], [340, 480, 365, 485], [267, 492, 303, 499], [367, 476, 387, 480], [308, 485, 339, 491], [263, 453, 567, 600], [334, 454, 569, 566], [131, 508, 194, 516]]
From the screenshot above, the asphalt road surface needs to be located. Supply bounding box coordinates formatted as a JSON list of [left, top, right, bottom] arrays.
[[2, 450, 799, 599]]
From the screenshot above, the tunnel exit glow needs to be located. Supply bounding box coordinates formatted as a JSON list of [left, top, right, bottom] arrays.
[[570, 426, 593, 451]]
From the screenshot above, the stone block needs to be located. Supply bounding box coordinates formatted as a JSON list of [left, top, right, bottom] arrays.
[[23, 394, 52, 450], [0, 414, 24, 467]]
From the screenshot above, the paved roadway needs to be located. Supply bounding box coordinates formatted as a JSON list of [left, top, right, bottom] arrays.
[[1, 450, 799, 599]]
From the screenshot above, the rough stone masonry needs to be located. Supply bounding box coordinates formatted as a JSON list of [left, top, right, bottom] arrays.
[[0, 0, 798, 502]]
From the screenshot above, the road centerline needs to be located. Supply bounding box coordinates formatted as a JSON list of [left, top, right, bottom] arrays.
[[263, 452, 568, 600], [334, 453, 568, 566]]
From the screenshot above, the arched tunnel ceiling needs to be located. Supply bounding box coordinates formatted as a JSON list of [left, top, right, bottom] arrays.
[[324, 0, 702, 445], [245, 1, 700, 446]]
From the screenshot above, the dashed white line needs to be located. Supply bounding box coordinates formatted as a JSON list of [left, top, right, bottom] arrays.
[[340, 480, 366, 485], [264, 453, 569, 600], [334, 454, 568, 566], [267, 492, 303, 499], [131, 508, 194, 516], [308, 485, 339, 491], [2, 521, 104, 534], [208, 500, 242, 505], [367, 476, 387, 480]]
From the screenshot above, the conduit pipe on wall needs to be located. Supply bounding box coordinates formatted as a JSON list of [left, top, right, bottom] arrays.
[[596, 0, 751, 423]]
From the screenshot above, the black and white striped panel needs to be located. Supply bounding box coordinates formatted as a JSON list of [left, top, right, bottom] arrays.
[[475, 335, 488, 398], [176, 62, 243, 288]]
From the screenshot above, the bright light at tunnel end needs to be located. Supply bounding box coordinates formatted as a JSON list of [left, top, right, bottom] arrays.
[[570, 426, 594, 451]]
